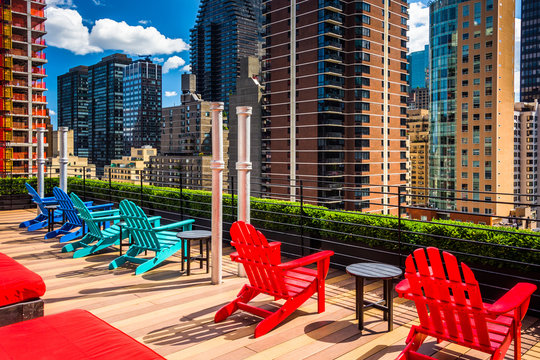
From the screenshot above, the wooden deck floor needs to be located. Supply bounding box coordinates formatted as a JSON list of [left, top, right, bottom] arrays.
[[1, 209, 539, 360]]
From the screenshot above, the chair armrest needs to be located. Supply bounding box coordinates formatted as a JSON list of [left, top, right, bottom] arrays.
[[42, 198, 59, 205], [83, 201, 94, 206], [154, 219, 195, 232], [83, 214, 122, 222], [395, 279, 410, 298], [88, 203, 114, 211], [89, 209, 120, 218], [486, 282, 537, 316], [148, 216, 161, 226], [42, 196, 57, 202], [278, 250, 334, 271]]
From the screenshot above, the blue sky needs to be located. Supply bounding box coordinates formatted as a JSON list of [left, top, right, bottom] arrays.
[[44, 0, 201, 127]]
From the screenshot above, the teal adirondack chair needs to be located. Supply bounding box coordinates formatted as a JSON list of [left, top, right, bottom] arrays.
[[61, 193, 125, 257], [109, 200, 195, 275]]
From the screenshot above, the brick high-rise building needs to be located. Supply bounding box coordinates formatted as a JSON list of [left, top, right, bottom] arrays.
[[429, 0, 515, 216], [520, 0, 540, 102], [57, 66, 89, 158], [261, 0, 409, 213], [1, 0, 48, 176], [88, 53, 132, 174], [407, 109, 429, 206], [123, 59, 162, 154]]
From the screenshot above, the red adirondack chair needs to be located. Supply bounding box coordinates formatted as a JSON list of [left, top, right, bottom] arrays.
[[396, 247, 537, 360], [214, 221, 334, 337]]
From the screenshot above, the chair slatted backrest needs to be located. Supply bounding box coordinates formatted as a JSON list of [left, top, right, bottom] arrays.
[[53, 187, 82, 226], [404, 247, 491, 348], [230, 221, 289, 298], [70, 193, 102, 239], [25, 183, 48, 214], [119, 200, 161, 251]]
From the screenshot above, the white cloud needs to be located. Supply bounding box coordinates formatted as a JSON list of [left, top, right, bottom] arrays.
[[163, 56, 186, 74], [408, 2, 430, 53], [152, 57, 164, 63], [49, 110, 56, 116], [139, 20, 150, 25], [45, 5, 189, 56], [181, 64, 192, 72], [45, 7, 101, 55], [47, 0, 75, 8], [164, 91, 178, 97], [89, 19, 189, 55], [92, 0, 104, 5]]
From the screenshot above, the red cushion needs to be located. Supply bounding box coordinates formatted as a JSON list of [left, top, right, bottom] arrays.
[[0, 309, 165, 359], [0, 252, 46, 307]]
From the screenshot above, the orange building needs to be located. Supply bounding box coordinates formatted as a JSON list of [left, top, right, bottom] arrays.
[[0, 0, 48, 177]]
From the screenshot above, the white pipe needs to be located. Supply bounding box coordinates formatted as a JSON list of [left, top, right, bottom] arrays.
[[59, 126, 68, 192], [236, 106, 252, 278], [210, 102, 224, 285], [36, 127, 45, 197]]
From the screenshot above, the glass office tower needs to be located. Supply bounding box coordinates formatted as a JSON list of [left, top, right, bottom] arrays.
[[190, 0, 261, 113], [88, 53, 131, 174], [520, 0, 540, 102]]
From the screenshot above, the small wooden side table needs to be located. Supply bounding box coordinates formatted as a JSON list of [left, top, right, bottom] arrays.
[[176, 230, 211, 276], [346, 262, 403, 332]]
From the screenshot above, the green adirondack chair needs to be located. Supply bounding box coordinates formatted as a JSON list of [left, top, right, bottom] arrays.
[[61, 193, 125, 257], [109, 199, 195, 275]]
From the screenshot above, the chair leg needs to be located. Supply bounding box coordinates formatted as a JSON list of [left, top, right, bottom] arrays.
[[215, 285, 259, 323], [27, 220, 47, 231], [109, 246, 143, 270], [62, 234, 95, 253], [397, 327, 427, 360], [134, 243, 182, 275], [59, 228, 83, 243], [317, 278, 326, 313], [514, 324, 522, 360]]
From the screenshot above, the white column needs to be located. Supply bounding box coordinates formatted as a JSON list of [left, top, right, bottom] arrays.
[[36, 127, 45, 197], [210, 102, 224, 285], [59, 126, 68, 192], [236, 106, 252, 278]]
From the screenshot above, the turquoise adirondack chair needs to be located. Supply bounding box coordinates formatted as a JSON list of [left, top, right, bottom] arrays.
[[45, 187, 113, 243], [109, 199, 195, 275], [61, 193, 125, 257], [19, 183, 62, 231]]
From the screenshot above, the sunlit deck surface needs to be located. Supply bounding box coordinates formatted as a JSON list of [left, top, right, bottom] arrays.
[[1, 209, 539, 360]]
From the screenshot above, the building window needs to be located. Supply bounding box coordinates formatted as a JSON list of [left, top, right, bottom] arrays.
[[474, 2, 481, 25]]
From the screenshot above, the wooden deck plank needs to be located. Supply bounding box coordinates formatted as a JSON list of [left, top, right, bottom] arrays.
[[1, 208, 539, 360]]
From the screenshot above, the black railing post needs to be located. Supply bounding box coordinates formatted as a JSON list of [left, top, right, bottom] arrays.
[[398, 186, 403, 268], [179, 171, 184, 220], [231, 175, 235, 220], [10, 168, 13, 210], [107, 167, 112, 203], [140, 169, 144, 208], [300, 180, 305, 257], [83, 166, 86, 201]]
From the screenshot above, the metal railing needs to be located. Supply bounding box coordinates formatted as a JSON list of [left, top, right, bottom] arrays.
[[1, 166, 539, 316]]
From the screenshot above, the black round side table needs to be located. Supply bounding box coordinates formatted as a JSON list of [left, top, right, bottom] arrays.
[[176, 230, 211, 275], [346, 262, 403, 332]]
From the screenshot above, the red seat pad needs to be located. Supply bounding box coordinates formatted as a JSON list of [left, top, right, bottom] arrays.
[[0, 309, 165, 359], [0, 252, 46, 307]]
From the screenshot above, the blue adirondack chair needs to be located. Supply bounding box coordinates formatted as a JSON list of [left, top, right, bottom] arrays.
[[63, 193, 162, 258], [109, 199, 195, 275], [45, 187, 113, 243], [19, 183, 62, 231]]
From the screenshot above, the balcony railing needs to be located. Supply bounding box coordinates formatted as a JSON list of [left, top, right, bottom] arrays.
[[1, 169, 539, 317]]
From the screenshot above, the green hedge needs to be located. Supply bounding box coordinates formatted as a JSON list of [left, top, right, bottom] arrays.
[[0, 177, 58, 196], [4, 177, 539, 270]]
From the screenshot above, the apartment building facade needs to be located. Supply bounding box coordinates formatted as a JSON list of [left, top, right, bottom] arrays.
[[0, 0, 48, 176], [429, 0, 515, 217], [123, 59, 162, 154], [261, 0, 409, 213], [57, 65, 89, 158], [407, 109, 429, 206]]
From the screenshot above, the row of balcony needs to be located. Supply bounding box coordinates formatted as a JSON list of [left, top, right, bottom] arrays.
[[12, 94, 46, 102]]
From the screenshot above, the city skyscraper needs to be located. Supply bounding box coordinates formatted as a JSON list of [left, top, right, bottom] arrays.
[[408, 44, 429, 89], [190, 0, 261, 112], [514, 101, 540, 204], [57, 66, 89, 157], [520, 0, 540, 102], [123, 59, 162, 154], [1, 0, 48, 176], [429, 0, 515, 216], [88, 53, 131, 174], [261, 0, 409, 213]]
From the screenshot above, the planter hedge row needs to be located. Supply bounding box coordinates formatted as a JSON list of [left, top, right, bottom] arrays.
[[3, 177, 538, 270]]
